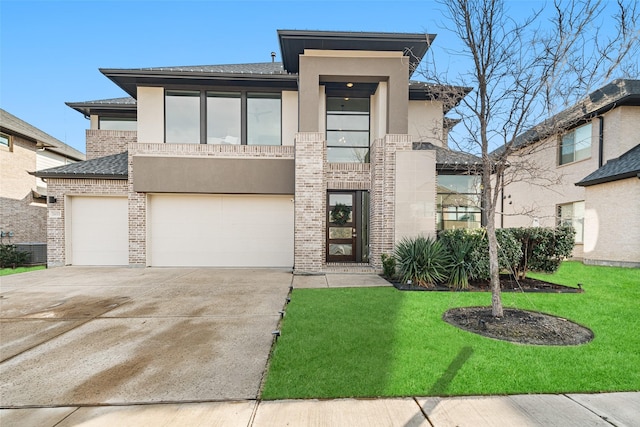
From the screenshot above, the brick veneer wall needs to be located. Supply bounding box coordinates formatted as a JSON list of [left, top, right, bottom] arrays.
[[293, 133, 325, 272], [85, 130, 137, 160], [127, 142, 295, 266], [45, 178, 128, 267], [0, 135, 48, 244]]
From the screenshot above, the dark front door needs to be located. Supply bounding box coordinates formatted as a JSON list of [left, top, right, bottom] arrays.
[[326, 191, 369, 263]]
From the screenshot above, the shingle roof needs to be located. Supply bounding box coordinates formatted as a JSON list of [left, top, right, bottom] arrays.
[[413, 142, 483, 169], [0, 109, 85, 161], [132, 62, 287, 75], [576, 144, 640, 186], [493, 79, 640, 156], [33, 151, 128, 179]]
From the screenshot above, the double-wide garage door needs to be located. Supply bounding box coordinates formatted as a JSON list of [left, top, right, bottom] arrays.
[[148, 194, 294, 267]]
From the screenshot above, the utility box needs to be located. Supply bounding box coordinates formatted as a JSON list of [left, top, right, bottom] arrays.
[[15, 243, 47, 265]]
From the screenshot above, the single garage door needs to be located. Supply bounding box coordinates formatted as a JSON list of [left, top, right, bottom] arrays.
[[69, 196, 128, 266], [148, 194, 294, 267]]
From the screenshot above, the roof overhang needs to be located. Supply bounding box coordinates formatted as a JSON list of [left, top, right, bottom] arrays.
[[100, 69, 299, 98], [66, 99, 137, 117], [278, 29, 435, 75]]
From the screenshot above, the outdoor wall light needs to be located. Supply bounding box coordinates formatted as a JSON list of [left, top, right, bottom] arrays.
[[346, 82, 354, 88], [48, 196, 57, 204]]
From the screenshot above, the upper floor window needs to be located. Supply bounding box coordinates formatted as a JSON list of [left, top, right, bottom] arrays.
[[0, 132, 11, 151], [165, 90, 281, 145], [436, 174, 482, 231], [99, 117, 137, 131], [559, 123, 591, 165], [326, 97, 370, 163], [557, 201, 584, 243]]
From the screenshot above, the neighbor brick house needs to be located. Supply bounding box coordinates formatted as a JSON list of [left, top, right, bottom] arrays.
[[500, 79, 640, 267], [35, 29, 476, 271], [0, 109, 84, 258]]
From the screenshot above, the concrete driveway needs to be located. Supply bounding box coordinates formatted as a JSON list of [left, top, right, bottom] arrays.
[[0, 267, 292, 407]]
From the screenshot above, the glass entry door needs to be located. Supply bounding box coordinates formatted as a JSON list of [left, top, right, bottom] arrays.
[[327, 191, 369, 263]]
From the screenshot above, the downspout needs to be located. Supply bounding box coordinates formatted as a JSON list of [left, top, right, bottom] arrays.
[[500, 172, 504, 229], [598, 116, 604, 168]]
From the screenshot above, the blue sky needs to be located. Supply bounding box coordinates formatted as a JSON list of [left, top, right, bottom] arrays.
[[0, 0, 615, 153]]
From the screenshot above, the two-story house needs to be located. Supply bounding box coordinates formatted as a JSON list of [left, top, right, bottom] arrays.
[[35, 29, 474, 271], [500, 79, 640, 268], [1, 109, 85, 262]]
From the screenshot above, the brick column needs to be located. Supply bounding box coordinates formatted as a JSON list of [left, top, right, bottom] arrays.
[[294, 132, 325, 272], [128, 143, 146, 266], [370, 134, 412, 268]]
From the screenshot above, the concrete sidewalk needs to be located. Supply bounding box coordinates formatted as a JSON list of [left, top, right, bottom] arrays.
[[1, 392, 638, 426]]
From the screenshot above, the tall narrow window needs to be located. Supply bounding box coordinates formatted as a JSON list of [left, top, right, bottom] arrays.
[[248, 93, 281, 145], [557, 201, 585, 243], [326, 97, 370, 163], [165, 90, 200, 143], [206, 92, 241, 144], [559, 123, 592, 165]]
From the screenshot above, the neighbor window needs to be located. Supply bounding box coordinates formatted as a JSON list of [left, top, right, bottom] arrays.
[[326, 97, 370, 163], [437, 174, 482, 231], [165, 89, 281, 145], [557, 201, 585, 243], [99, 117, 137, 131], [559, 123, 592, 165], [0, 132, 11, 150]]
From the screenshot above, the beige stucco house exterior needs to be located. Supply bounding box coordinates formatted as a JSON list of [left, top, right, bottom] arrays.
[[0, 109, 84, 262], [500, 80, 640, 267], [35, 30, 478, 271]]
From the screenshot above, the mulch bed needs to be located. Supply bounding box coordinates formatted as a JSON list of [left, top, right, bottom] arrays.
[[443, 306, 594, 346], [389, 274, 583, 293]]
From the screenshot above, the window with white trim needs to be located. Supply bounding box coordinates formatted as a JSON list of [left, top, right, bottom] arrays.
[[557, 201, 585, 243], [559, 123, 591, 165]]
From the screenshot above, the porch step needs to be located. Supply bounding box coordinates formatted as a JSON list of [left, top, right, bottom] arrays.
[[323, 263, 379, 274]]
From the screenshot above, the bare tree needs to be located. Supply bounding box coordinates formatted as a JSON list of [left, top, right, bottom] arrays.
[[424, 0, 639, 317]]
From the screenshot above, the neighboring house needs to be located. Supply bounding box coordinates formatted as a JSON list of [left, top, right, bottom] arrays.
[[500, 79, 640, 268], [35, 29, 475, 271], [0, 109, 85, 253]]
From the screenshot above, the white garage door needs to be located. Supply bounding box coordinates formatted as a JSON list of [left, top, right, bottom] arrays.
[[69, 196, 128, 266], [148, 194, 294, 267]]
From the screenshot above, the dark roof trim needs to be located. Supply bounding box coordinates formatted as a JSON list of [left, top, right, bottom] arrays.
[[66, 97, 137, 117], [278, 29, 434, 75], [413, 142, 484, 171], [409, 82, 472, 113], [576, 144, 640, 187], [101, 67, 298, 98]]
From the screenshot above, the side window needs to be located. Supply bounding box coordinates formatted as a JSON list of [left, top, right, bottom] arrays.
[[557, 201, 584, 243], [559, 123, 592, 165], [0, 132, 12, 151]]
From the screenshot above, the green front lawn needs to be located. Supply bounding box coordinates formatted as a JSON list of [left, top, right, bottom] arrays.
[[262, 262, 640, 399], [0, 265, 46, 276]]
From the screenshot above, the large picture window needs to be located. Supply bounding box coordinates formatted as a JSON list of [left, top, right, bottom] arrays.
[[557, 201, 584, 243], [166, 90, 200, 144], [559, 123, 592, 165], [326, 97, 370, 163], [165, 90, 281, 145], [437, 174, 482, 231]]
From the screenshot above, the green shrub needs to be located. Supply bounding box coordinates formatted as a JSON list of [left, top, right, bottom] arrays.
[[445, 238, 475, 289], [0, 245, 29, 269], [510, 226, 575, 278], [380, 253, 397, 279], [438, 228, 522, 281], [394, 236, 449, 287]]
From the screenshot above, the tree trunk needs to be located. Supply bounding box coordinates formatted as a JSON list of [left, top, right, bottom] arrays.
[[485, 187, 503, 317]]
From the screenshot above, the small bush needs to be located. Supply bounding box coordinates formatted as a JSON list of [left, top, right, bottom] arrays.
[[394, 236, 449, 287], [438, 228, 522, 281], [380, 253, 397, 279], [0, 245, 29, 269], [511, 226, 575, 278], [445, 238, 475, 289]]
